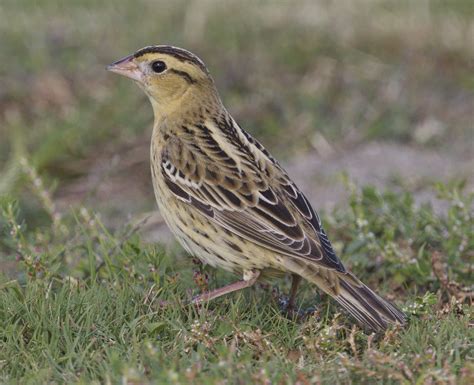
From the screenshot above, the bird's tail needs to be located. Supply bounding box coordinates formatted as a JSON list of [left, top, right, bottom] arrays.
[[333, 274, 406, 331], [284, 260, 406, 332]]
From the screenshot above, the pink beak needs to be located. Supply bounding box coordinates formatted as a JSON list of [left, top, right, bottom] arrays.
[[106, 54, 142, 81]]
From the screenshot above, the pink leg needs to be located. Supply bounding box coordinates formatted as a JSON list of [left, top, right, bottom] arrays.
[[192, 269, 260, 304]]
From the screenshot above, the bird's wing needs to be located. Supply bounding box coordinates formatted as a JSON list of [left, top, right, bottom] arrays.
[[161, 128, 345, 272]]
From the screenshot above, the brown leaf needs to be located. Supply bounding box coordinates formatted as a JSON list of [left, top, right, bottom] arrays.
[[431, 251, 474, 302]]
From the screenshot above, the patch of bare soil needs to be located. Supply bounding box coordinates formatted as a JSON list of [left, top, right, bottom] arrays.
[[286, 141, 473, 213], [56, 140, 473, 245]]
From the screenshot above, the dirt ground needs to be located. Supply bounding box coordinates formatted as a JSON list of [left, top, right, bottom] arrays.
[[55, 138, 474, 245]]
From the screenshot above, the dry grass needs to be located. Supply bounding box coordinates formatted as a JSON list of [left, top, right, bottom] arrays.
[[1, 1, 473, 383]]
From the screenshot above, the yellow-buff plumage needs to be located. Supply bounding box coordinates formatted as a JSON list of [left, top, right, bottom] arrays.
[[107, 45, 406, 332]]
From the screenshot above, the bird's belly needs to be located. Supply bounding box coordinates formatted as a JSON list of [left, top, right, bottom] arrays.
[[152, 176, 281, 275]]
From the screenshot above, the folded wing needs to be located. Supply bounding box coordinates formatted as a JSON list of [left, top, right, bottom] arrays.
[[161, 129, 345, 273]]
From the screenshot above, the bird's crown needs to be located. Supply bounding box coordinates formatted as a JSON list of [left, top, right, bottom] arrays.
[[108, 45, 218, 118]]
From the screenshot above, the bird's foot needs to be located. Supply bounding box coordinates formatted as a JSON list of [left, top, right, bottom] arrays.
[[275, 293, 317, 321], [277, 296, 304, 319]]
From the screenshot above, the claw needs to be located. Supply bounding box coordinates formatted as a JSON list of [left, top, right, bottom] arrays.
[[277, 294, 318, 321]]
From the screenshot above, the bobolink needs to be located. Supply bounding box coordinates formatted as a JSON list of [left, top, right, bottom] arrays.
[[107, 45, 406, 331]]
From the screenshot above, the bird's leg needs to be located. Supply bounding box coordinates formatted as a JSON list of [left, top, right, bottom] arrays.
[[277, 273, 303, 318], [192, 269, 260, 304], [287, 274, 302, 312]]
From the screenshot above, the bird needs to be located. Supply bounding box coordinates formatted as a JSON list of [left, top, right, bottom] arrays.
[[107, 45, 406, 332]]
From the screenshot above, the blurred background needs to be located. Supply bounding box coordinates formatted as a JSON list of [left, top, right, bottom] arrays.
[[1, 0, 473, 247]]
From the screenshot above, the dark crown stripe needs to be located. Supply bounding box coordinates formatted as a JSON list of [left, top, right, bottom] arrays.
[[134, 45, 208, 72]]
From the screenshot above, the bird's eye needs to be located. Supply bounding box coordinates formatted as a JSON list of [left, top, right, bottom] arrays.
[[151, 60, 167, 73]]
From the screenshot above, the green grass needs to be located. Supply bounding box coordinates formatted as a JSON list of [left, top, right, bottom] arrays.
[[1, 180, 472, 384], [1, 1, 473, 383]]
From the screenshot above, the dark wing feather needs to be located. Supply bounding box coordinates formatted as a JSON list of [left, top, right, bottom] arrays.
[[161, 129, 345, 272]]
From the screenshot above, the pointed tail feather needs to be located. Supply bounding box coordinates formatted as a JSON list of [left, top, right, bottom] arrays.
[[283, 259, 406, 331], [334, 274, 406, 331]]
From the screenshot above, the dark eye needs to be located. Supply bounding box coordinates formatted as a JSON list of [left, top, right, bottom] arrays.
[[151, 60, 167, 73]]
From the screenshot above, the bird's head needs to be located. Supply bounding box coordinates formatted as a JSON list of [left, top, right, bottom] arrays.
[[107, 45, 217, 119]]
